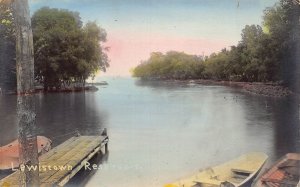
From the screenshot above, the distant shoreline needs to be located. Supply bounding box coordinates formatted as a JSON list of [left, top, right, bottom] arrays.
[[0, 85, 99, 95], [35, 85, 99, 94], [140, 78, 294, 97]]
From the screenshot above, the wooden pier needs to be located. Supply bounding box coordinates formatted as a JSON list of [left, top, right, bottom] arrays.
[[0, 134, 109, 187]]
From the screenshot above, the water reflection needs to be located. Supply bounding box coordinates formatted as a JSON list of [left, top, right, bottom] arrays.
[[135, 79, 299, 162], [35, 92, 108, 145], [0, 91, 108, 180], [0, 78, 299, 187], [86, 78, 300, 186], [240, 94, 300, 161], [0, 92, 108, 145], [0, 95, 17, 144], [271, 96, 300, 157]]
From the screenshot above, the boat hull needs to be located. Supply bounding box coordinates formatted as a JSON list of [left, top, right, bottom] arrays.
[[255, 153, 300, 187], [165, 152, 268, 187], [0, 136, 52, 170]]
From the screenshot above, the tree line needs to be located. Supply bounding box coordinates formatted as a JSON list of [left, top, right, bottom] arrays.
[[133, 0, 300, 91], [0, 6, 109, 91]]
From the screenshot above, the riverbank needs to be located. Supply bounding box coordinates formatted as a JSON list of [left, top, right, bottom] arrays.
[[35, 85, 99, 93], [0, 85, 99, 95], [144, 78, 293, 97], [188, 80, 293, 97]]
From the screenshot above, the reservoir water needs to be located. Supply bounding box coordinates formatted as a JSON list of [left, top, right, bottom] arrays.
[[0, 77, 299, 187]]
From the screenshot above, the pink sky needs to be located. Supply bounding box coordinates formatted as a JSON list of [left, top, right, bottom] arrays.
[[30, 0, 276, 77], [103, 31, 234, 76]]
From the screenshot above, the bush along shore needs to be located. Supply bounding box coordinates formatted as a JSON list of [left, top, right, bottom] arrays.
[[133, 1, 300, 97], [141, 78, 293, 97]]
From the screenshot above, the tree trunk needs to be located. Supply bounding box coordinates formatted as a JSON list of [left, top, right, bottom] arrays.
[[13, 0, 40, 186]]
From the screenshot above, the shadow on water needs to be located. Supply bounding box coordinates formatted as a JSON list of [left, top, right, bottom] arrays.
[[271, 96, 300, 156], [232, 91, 300, 161], [135, 79, 300, 162], [35, 92, 108, 146], [134, 79, 195, 90], [66, 150, 109, 187], [0, 91, 109, 180], [0, 92, 108, 146], [1, 77, 300, 186], [0, 169, 13, 180], [0, 95, 18, 145]]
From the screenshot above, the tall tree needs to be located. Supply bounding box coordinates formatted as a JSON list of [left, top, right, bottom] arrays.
[[32, 8, 109, 90], [13, 0, 39, 186], [263, 0, 300, 89]]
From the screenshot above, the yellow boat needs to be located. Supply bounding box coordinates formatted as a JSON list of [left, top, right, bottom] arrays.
[[165, 152, 268, 187]]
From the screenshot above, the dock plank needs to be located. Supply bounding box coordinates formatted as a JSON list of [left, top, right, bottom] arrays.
[[43, 137, 101, 183], [0, 135, 108, 187]]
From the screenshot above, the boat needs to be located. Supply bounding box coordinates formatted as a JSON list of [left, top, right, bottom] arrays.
[[255, 153, 300, 187], [164, 152, 268, 187], [0, 136, 52, 170], [90, 81, 108, 86]]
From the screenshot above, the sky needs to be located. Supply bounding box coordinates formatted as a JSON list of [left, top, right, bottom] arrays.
[[29, 0, 278, 76]]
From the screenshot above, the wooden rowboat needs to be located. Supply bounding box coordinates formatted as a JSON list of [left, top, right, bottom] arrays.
[[0, 136, 52, 170], [256, 153, 300, 187], [165, 152, 268, 187]]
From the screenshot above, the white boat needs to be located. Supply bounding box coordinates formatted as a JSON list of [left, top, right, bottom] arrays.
[[165, 152, 268, 187]]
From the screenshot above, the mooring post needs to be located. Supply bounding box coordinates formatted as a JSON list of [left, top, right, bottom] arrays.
[[102, 128, 107, 136], [101, 128, 108, 153]]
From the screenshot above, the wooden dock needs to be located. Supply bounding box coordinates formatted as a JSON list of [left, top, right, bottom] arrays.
[[0, 135, 109, 187]]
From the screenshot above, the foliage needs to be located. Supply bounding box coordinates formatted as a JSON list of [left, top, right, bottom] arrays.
[[133, 51, 205, 80], [0, 2, 16, 92], [0, 2, 14, 40], [32, 7, 109, 90], [133, 0, 300, 87], [263, 0, 300, 89]]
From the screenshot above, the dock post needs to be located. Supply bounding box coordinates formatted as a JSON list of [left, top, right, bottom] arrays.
[[102, 128, 107, 136], [101, 128, 108, 153]]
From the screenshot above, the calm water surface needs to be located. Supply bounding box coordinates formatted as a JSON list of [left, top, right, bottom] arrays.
[[0, 77, 299, 187]]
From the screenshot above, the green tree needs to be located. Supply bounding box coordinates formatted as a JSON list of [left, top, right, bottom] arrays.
[[0, 2, 14, 39], [32, 7, 109, 90], [0, 1, 16, 92], [263, 0, 300, 89], [239, 25, 270, 82], [133, 51, 204, 80], [133, 0, 299, 88]]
